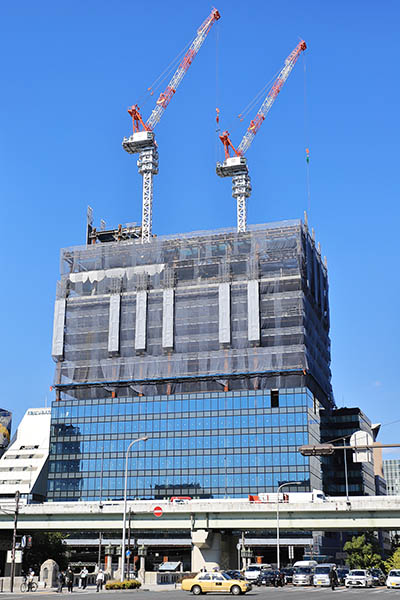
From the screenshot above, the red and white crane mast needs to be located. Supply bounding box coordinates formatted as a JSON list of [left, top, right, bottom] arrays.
[[216, 40, 306, 233], [123, 8, 221, 243]]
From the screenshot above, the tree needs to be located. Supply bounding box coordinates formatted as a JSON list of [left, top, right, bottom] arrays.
[[22, 532, 68, 573], [385, 548, 400, 572], [343, 534, 383, 569]]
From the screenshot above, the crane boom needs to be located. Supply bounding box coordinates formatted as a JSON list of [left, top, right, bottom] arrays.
[[237, 40, 306, 155], [146, 8, 220, 131], [122, 8, 220, 243], [216, 40, 306, 234]]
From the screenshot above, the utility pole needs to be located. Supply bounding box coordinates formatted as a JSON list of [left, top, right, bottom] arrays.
[[10, 490, 20, 593], [126, 511, 131, 579]]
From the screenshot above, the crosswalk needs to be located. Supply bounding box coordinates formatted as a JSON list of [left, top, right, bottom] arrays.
[[254, 586, 397, 594]]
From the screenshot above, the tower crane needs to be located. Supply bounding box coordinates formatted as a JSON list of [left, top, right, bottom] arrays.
[[123, 8, 221, 243], [216, 40, 306, 233]]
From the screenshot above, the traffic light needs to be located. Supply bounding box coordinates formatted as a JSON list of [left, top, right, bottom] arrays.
[[26, 536, 32, 549], [298, 444, 335, 456]]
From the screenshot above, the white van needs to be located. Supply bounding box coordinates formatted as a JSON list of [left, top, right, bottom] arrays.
[[293, 560, 318, 568], [293, 561, 318, 586], [244, 563, 272, 582], [313, 564, 336, 587]]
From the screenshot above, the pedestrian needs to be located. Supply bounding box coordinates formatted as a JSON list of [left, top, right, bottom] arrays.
[[27, 568, 35, 592], [79, 567, 88, 590], [66, 567, 74, 592], [96, 569, 104, 592], [57, 571, 65, 593], [330, 566, 338, 591]]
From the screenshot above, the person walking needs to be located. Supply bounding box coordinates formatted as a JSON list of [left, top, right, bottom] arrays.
[[57, 571, 65, 593], [79, 567, 88, 590], [66, 567, 74, 592], [330, 566, 338, 591], [96, 569, 104, 592]]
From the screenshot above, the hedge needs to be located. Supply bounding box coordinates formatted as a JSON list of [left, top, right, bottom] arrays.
[[105, 580, 141, 590]]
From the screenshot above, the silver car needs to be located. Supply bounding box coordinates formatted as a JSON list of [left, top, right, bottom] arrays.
[[293, 566, 314, 586], [345, 569, 373, 588]]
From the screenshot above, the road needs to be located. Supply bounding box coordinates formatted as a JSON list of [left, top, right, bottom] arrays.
[[0, 586, 393, 600]]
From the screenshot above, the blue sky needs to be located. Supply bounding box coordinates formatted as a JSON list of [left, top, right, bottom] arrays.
[[1, 0, 399, 457]]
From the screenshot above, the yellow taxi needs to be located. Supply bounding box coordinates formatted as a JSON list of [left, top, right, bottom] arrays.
[[181, 571, 251, 595]]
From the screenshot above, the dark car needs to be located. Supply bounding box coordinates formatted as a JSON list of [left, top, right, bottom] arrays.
[[371, 568, 386, 586], [281, 567, 294, 584], [224, 570, 245, 581], [337, 568, 349, 585], [256, 570, 285, 587]]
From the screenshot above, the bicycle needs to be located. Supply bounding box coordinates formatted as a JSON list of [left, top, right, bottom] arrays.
[[20, 581, 38, 592]]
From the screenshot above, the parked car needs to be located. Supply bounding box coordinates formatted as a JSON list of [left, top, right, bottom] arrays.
[[345, 569, 373, 588], [181, 572, 252, 595], [337, 567, 349, 585], [255, 569, 284, 587], [244, 563, 271, 582], [281, 567, 294, 584], [293, 565, 315, 586], [224, 570, 245, 581], [386, 570, 400, 589], [313, 564, 337, 587], [370, 568, 386, 586]]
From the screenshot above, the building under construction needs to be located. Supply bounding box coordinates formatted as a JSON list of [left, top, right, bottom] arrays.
[[48, 217, 332, 502]]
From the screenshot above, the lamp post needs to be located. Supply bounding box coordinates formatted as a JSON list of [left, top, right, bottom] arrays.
[[121, 436, 149, 582], [342, 438, 350, 505], [276, 481, 302, 570]]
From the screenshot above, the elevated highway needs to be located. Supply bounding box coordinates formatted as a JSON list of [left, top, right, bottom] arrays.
[[1, 495, 400, 532]]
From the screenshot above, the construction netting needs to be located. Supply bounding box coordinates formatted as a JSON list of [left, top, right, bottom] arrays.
[[54, 220, 332, 403]]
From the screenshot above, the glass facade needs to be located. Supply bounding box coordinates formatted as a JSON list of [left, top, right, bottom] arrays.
[[383, 459, 400, 495], [47, 387, 322, 501], [320, 407, 376, 496]]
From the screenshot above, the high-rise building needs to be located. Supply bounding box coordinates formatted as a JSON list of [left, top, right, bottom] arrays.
[[0, 408, 50, 503], [383, 459, 400, 495], [48, 218, 332, 502], [320, 407, 377, 497]]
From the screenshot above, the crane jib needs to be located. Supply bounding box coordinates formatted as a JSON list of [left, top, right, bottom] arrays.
[[145, 8, 220, 131]]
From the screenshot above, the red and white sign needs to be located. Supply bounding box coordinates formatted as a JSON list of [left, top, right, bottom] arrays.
[[153, 506, 163, 518]]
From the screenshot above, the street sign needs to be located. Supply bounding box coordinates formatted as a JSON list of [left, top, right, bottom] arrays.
[[350, 430, 373, 463], [7, 551, 22, 563], [236, 543, 241, 550], [126, 550, 131, 558], [153, 506, 163, 517]]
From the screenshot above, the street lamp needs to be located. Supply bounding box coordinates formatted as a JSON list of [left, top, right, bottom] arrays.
[[276, 481, 302, 570], [121, 436, 149, 582]]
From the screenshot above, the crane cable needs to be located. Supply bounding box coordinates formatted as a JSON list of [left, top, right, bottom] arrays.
[[137, 38, 192, 109], [215, 22, 221, 162], [237, 66, 281, 122], [303, 53, 311, 215]]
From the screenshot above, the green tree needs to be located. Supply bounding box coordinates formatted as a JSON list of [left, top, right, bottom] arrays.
[[385, 548, 400, 572], [343, 534, 382, 569], [22, 532, 68, 573]]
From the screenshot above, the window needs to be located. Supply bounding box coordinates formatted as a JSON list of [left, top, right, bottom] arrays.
[[271, 390, 279, 408]]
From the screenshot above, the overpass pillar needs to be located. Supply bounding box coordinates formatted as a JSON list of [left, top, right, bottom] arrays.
[[191, 531, 237, 571]]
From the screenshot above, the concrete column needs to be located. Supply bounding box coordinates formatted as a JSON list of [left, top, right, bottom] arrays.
[[191, 530, 221, 571], [219, 532, 238, 571], [138, 556, 145, 583]]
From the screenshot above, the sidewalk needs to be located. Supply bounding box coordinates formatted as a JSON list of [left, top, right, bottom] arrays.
[[141, 583, 181, 592]]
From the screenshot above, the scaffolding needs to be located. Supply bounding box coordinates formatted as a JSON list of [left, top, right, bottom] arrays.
[[52, 220, 332, 405]]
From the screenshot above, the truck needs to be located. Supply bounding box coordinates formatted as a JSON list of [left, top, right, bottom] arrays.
[[249, 489, 326, 503]]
